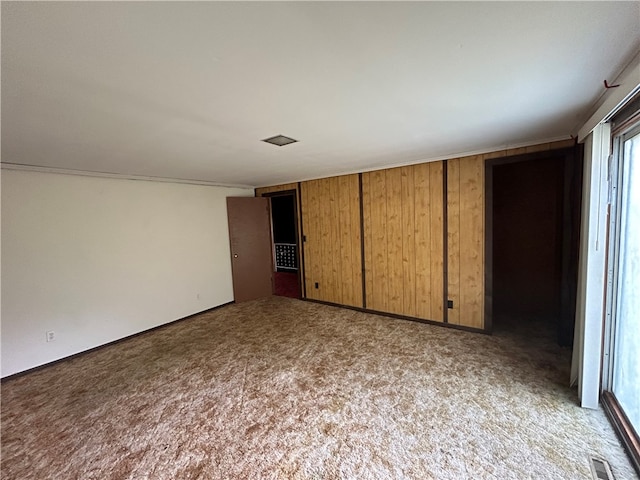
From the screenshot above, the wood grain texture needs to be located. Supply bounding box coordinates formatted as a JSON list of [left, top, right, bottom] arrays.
[[414, 163, 432, 320], [369, 170, 389, 313], [447, 156, 484, 329], [336, 174, 363, 307], [429, 162, 445, 322], [338, 175, 353, 306], [447, 159, 461, 326], [386, 168, 404, 314], [300, 175, 362, 307], [319, 179, 332, 302], [300, 180, 313, 299], [319, 178, 334, 302], [459, 156, 484, 329], [350, 175, 363, 308], [362, 173, 373, 309], [302, 180, 322, 301], [329, 176, 342, 304], [363, 163, 444, 321], [401, 166, 416, 318]]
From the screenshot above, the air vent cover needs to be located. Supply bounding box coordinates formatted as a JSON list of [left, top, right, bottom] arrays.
[[262, 135, 298, 147]]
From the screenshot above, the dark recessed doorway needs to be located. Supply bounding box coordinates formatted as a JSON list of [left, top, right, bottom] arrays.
[[487, 149, 582, 346], [268, 192, 301, 299]]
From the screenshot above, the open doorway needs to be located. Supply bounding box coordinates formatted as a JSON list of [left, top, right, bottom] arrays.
[[486, 149, 582, 346], [266, 191, 301, 299]]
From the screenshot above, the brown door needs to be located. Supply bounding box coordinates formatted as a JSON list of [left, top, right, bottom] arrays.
[[227, 197, 273, 302]]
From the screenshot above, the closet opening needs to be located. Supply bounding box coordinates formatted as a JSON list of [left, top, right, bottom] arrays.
[[485, 148, 582, 346], [265, 191, 301, 299]]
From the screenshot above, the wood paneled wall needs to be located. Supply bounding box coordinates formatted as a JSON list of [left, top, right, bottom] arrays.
[[255, 183, 299, 196], [440, 139, 573, 328], [447, 156, 484, 328], [300, 175, 363, 307], [362, 163, 444, 321], [255, 138, 575, 331]]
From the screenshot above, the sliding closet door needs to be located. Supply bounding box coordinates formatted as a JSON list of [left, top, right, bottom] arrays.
[[362, 163, 445, 321], [300, 175, 363, 307]]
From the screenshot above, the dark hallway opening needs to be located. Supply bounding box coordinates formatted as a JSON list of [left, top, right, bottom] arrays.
[[269, 193, 301, 299], [493, 157, 563, 326], [489, 150, 582, 346]]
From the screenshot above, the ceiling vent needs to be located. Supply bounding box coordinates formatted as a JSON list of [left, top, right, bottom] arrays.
[[262, 135, 298, 147]]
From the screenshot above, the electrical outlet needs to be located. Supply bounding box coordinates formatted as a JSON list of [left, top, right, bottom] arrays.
[[46, 331, 55, 342]]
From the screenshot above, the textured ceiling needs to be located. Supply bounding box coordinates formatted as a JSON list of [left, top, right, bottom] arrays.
[[2, 2, 639, 187]]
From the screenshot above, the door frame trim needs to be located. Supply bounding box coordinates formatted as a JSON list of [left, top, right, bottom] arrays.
[[261, 189, 304, 299]]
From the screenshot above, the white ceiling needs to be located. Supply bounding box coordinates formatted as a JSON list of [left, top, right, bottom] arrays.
[[2, 2, 639, 188]]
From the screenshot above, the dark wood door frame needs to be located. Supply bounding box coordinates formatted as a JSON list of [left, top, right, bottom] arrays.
[[484, 146, 583, 345], [261, 189, 304, 299]]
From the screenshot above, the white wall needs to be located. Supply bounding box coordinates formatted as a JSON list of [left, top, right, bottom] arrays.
[[1, 169, 253, 377]]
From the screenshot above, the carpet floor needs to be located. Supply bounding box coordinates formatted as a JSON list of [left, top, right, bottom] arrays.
[[1, 297, 637, 479]]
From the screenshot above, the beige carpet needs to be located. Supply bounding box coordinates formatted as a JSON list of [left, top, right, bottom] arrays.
[[1, 297, 637, 479]]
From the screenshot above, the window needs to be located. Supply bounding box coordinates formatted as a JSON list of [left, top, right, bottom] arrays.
[[602, 120, 640, 474]]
